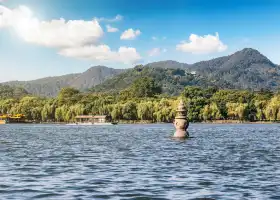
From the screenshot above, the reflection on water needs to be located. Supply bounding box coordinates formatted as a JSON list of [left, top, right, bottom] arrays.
[[1, 124, 280, 199]]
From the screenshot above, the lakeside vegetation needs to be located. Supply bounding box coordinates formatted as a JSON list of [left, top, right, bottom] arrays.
[[0, 77, 280, 123]]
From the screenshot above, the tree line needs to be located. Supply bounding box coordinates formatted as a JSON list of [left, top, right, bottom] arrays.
[[0, 77, 279, 123]]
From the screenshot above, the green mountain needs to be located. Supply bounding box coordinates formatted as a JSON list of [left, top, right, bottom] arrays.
[[5, 74, 79, 97], [188, 48, 280, 90], [93, 48, 280, 94], [93, 65, 216, 95], [1, 48, 279, 97], [145, 60, 189, 69], [2, 66, 123, 97]]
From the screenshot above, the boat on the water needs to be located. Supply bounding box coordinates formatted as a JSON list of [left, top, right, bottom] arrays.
[[66, 115, 118, 126], [0, 114, 26, 124]]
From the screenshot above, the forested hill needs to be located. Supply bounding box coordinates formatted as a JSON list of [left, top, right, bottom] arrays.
[[2, 48, 280, 97], [187, 48, 280, 90], [93, 48, 280, 94], [92, 66, 216, 96], [0, 85, 29, 99], [2, 66, 123, 97]]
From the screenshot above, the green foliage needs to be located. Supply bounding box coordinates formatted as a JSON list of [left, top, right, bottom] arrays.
[[41, 98, 57, 122], [93, 66, 201, 96], [202, 103, 222, 120], [225, 102, 250, 121], [111, 104, 123, 120], [137, 101, 154, 121], [55, 106, 65, 122], [0, 85, 28, 99], [254, 100, 267, 121], [27, 98, 45, 120], [129, 77, 161, 98], [264, 95, 280, 121], [65, 104, 85, 122], [122, 101, 137, 120], [182, 86, 216, 100], [57, 88, 80, 106], [3, 48, 280, 99], [0, 99, 18, 114], [2, 85, 280, 123]]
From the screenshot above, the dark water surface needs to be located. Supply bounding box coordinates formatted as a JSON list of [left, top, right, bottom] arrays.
[[1, 124, 280, 200]]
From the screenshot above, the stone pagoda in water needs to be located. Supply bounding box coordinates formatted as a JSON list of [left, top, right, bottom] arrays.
[[173, 99, 189, 138]]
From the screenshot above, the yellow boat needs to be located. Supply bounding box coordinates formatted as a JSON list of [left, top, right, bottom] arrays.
[[0, 114, 26, 124]]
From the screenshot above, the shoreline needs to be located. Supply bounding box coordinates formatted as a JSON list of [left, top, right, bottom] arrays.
[[200, 120, 278, 124], [4, 120, 279, 125]]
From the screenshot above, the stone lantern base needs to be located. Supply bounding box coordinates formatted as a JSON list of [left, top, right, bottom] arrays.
[[174, 130, 189, 138]]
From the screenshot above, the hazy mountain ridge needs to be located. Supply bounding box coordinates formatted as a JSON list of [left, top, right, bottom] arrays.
[[70, 66, 124, 91], [2, 48, 279, 96], [5, 74, 80, 97], [145, 60, 189, 69], [2, 66, 123, 97]]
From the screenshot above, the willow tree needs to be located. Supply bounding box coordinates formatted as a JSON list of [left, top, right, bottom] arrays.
[[41, 99, 57, 122], [14, 96, 45, 120], [111, 104, 123, 120], [265, 95, 280, 121], [236, 103, 248, 121], [226, 103, 248, 120], [152, 98, 174, 122], [254, 100, 267, 121], [122, 101, 137, 120], [202, 103, 222, 121], [0, 99, 18, 114], [227, 103, 238, 120], [154, 107, 173, 122], [137, 101, 154, 121], [31, 107, 43, 121], [65, 104, 85, 122], [55, 105, 69, 122]]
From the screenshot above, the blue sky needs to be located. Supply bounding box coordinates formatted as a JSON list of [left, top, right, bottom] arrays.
[[0, 0, 280, 81]]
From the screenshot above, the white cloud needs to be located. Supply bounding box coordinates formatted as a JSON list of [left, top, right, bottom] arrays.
[[148, 48, 167, 57], [120, 28, 141, 40], [59, 45, 142, 64], [0, 5, 142, 64], [176, 32, 227, 54], [97, 14, 123, 22], [0, 5, 103, 48], [106, 24, 118, 32]]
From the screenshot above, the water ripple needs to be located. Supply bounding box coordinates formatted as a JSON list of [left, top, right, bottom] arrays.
[[1, 124, 280, 199]]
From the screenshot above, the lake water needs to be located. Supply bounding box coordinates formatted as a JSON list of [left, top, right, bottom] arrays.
[[1, 124, 280, 200]]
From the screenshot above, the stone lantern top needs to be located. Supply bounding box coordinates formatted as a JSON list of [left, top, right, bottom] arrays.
[[175, 99, 187, 119], [177, 99, 186, 112]]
